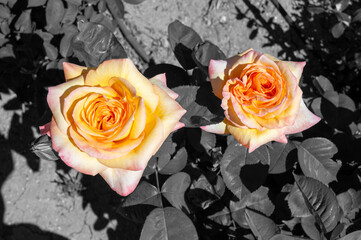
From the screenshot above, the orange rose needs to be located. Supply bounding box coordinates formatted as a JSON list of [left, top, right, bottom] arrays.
[[42, 59, 186, 196], [201, 49, 320, 152]]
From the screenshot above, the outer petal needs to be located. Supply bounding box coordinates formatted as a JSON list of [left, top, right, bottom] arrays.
[[209, 59, 227, 98], [40, 122, 51, 136], [85, 59, 159, 112], [63, 62, 88, 81], [97, 116, 164, 170], [282, 61, 306, 84], [149, 73, 178, 100], [275, 135, 288, 144], [50, 118, 107, 175], [227, 122, 284, 153], [47, 76, 85, 134], [99, 168, 143, 196], [200, 119, 229, 134], [173, 122, 185, 132], [283, 100, 321, 135], [227, 50, 262, 79]]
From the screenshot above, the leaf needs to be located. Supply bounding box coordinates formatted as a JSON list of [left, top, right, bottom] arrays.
[[143, 64, 190, 88], [245, 208, 279, 240], [192, 40, 226, 73], [65, 0, 82, 6], [28, 0, 47, 7], [46, 0, 65, 34], [331, 22, 346, 38], [14, 9, 32, 34], [352, 8, 361, 22], [159, 147, 187, 175], [270, 235, 311, 240], [105, 0, 124, 19], [200, 130, 216, 153], [207, 206, 232, 226], [59, 26, 78, 57], [288, 175, 340, 233], [337, 189, 361, 218], [312, 75, 334, 95], [221, 138, 270, 200], [307, 6, 325, 14], [43, 42, 58, 60], [140, 207, 198, 240], [31, 135, 59, 161], [173, 83, 224, 127], [161, 172, 191, 213], [297, 137, 340, 185], [268, 141, 297, 174], [338, 231, 361, 240], [188, 174, 219, 209], [321, 91, 356, 130], [0, 4, 11, 19], [62, 3, 78, 25], [123, 0, 147, 4], [72, 21, 127, 67], [335, 0, 349, 12], [121, 181, 161, 207], [330, 223, 345, 240], [301, 216, 323, 240], [168, 20, 203, 69], [230, 186, 275, 228]]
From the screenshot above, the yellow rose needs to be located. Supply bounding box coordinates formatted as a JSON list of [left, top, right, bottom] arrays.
[[43, 59, 186, 196], [201, 49, 320, 152]]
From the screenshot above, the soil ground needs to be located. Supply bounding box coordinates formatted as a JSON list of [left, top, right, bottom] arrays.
[[1, 0, 300, 239]]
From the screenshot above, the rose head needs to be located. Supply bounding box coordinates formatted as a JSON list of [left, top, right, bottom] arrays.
[[201, 49, 320, 152], [42, 59, 186, 196]]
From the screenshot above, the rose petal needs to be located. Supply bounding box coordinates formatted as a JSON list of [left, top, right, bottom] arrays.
[[63, 62, 88, 81], [228, 49, 262, 79], [85, 59, 159, 112], [97, 116, 164, 170], [173, 122, 185, 132], [209, 59, 227, 99], [149, 74, 178, 100], [200, 119, 229, 134], [283, 100, 321, 135], [282, 61, 306, 84], [40, 122, 51, 136], [47, 76, 85, 134], [50, 118, 107, 175], [129, 98, 146, 139], [275, 135, 288, 144], [99, 167, 143, 196], [226, 121, 283, 153]]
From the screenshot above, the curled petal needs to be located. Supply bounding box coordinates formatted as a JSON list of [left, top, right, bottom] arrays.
[[50, 119, 107, 175], [40, 122, 51, 136], [275, 135, 288, 144], [149, 74, 178, 100], [200, 119, 229, 134], [173, 122, 185, 132], [63, 62, 88, 81], [227, 49, 262, 79], [209, 59, 227, 99], [100, 168, 144, 196]]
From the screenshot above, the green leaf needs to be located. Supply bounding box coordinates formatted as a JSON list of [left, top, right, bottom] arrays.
[[62, 3, 78, 25], [168, 20, 203, 69], [352, 8, 361, 22], [65, 0, 82, 6], [0, 4, 11, 19], [46, 0, 65, 34], [159, 147, 187, 175], [72, 21, 127, 67], [28, 0, 47, 7], [43, 42, 58, 60], [245, 208, 279, 240], [337, 189, 361, 218], [301, 216, 324, 240], [307, 6, 325, 14], [221, 138, 270, 200], [335, 0, 349, 12], [207, 206, 232, 226], [140, 207, 198, 240], [14, 9, 32, 34], [268, 141, 297, 174], [59, 25, 78, 58], [188, 174, 220, 209], [192, 40, 226, 73], [121, 181, 161, 207], [173, 83, 224, 127], [161, 172, 191, 213], [288, 175, 340, 233], [330, 223, 345, 240], [143, 64, 190, 88], [312, 75, 334, 95], [331, 22, 346, 38], [123, 0, 147, 4], [297, 137, 340, 185], [230, 186, 275, 228], [31, 135, 59, 161], [338, 231, 361, 240]]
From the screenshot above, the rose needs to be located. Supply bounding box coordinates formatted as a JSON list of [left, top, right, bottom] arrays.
[[41, 59, 186, 196], [201, 49, 320, 152]]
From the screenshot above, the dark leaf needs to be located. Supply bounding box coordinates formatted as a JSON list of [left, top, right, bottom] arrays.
[[121, 181, 161, 207], [331, 22, 346, 38], [159, 147, 187, 175], [221, 138, 270, 200], [330, 223, 345, 240], [45, 0, 65, 34], [188, 174, 220, 209], [208, 206, 232, 226], [230, 186, 274, 228], [140, 207, 198, 240], [28, 0, 47, 7], [301, 216, 323, 240], [72, 21, 127, 67], [334, 11, 351, 23], [192, 40, 226, 73], [312, 75, 334, 95], [123, 0, 147, 4], [307, 6, 325, 14], [31, 135, 59, 161], [268, 141, 297, 174], [161, 172, 191, 213], [297, 137, 340, 185], [168, 20, 203, 69], [200, 130, 216, 153], [172, 83, 224, 127], [143, 64, 190, 88], [245, 208, 279, 240], [288, 175, 340, 232]]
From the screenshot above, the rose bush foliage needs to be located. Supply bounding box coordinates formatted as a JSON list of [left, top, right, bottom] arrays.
[[41, 59, 186, 196], [202, 49, 321, 152]]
